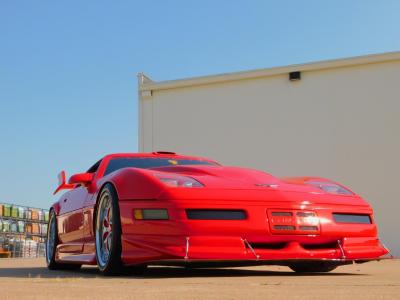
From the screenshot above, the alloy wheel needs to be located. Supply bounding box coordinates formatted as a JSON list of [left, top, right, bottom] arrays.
[[96, 192, 113, 267], [46, 213, 56, 264]]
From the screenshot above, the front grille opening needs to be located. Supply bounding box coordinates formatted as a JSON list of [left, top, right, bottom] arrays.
[[186, 209, 246, 220], [297, 212, 315, 217], [273, 225, 296, 230], [333, 213, 372, 224], [301, 242, 338, 250], [299, 225, 318, 231], [271, 212, 292, 216], [249, 242, 288, 250]]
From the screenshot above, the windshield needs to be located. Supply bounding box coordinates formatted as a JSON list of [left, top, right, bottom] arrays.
[[104, 157, 218, 176]]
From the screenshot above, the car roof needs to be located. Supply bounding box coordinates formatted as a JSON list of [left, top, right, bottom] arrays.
[[102, 152, 218, 163]]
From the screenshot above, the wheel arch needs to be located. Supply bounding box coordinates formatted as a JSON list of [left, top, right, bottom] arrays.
[[50, 203, 60, 215], [92, 181, 120, 234], [91, 168, 166, 233]]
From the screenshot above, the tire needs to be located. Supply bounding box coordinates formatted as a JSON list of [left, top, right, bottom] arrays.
[[46, 210, 82, 270], [289, 261, 338, 273], [95, 183, 124, 275]]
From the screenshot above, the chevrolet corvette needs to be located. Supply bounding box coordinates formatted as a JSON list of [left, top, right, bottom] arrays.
[[46, 152, 389, 275]]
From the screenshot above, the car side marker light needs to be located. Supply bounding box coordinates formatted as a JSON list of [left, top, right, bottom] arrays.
[[133, 209, 169, 220]]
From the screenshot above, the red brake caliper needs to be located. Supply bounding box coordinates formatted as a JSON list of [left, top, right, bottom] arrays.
[[103, 208, 111, 250]]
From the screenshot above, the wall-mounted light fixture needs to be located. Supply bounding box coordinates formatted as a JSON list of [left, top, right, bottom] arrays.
[[289, 71, 301, 81]]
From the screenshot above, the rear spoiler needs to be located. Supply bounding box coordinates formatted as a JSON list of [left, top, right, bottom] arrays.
[[53, 171, 75, 195]]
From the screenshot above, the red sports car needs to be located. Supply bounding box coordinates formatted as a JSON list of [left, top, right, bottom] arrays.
[[47, 152, 389, 275]]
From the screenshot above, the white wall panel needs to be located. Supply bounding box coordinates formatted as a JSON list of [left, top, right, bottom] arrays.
[[140, 59, 400, 255]]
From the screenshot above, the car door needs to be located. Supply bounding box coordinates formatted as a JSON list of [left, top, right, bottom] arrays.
[[57, 186, 90, 253], [81, 159, 103, 254]]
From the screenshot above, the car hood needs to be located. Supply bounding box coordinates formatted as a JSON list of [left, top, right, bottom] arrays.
[[151, 165, 280, 188], [148, 165, 369, 206]]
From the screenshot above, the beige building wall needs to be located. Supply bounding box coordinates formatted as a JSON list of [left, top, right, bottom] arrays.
[[139, 52, 400, 256]]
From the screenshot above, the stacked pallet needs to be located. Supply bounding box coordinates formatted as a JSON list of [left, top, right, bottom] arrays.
[[0, 202, 49, 258]]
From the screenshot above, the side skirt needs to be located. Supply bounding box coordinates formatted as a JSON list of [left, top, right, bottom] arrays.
[[139, 259, 373, 269], [56, 252, 97, 265]]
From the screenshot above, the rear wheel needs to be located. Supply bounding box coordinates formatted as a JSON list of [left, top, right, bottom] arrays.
[[46, 210, 82, 270], [289, 261, 338, 273], [95, 184, 124, 275]]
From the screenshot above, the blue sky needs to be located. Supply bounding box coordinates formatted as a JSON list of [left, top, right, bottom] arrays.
[[1, 0, 399, 209]]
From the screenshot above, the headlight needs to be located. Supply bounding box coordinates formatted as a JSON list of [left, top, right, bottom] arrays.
[[306, 180, 354, 195], [154, 173, 204, 188]]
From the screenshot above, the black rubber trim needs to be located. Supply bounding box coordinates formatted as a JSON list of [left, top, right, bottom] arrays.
[[332, 213, 371, 224], [186, 209, 246, 220]]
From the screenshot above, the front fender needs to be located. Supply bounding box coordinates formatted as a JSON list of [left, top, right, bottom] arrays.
[[98, 168, 167, 200], [280, 176, 357, 195]]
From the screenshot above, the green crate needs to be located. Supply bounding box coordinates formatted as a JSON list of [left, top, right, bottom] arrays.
[[18, 207, 25, 219], [18, 221, 25, 233], [10, 221, 17, 232], [44, 211, 49, 222], [2, 220, 10, 232], [3, 204, 11, 217], [11, 206, 18, 218]]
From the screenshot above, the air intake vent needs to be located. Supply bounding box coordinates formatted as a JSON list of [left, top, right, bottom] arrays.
[[273, 225, 296, 230], [299, 225, 318, 231], [186, 209, 246, 220], [271, 212, 292, 216], [297, 212, 315, 217], [333, 213, 371, 224]]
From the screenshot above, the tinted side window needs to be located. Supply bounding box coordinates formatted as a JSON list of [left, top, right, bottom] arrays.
[[87, 159, 102, 173]]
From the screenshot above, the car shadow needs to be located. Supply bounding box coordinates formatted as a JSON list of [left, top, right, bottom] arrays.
[[0, 265, 366, 279]]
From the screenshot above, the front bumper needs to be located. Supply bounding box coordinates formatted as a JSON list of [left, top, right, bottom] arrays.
[[118, 195, 389, 266], [121, 234, 388, 265]]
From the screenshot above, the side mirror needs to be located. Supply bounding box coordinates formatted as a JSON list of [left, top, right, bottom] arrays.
[[58, 170, 67, 186], [68, 173, 94, 185]]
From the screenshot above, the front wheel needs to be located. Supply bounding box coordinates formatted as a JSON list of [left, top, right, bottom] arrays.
[[289, 261, 338, 273], [95, 184, 123, 275]]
